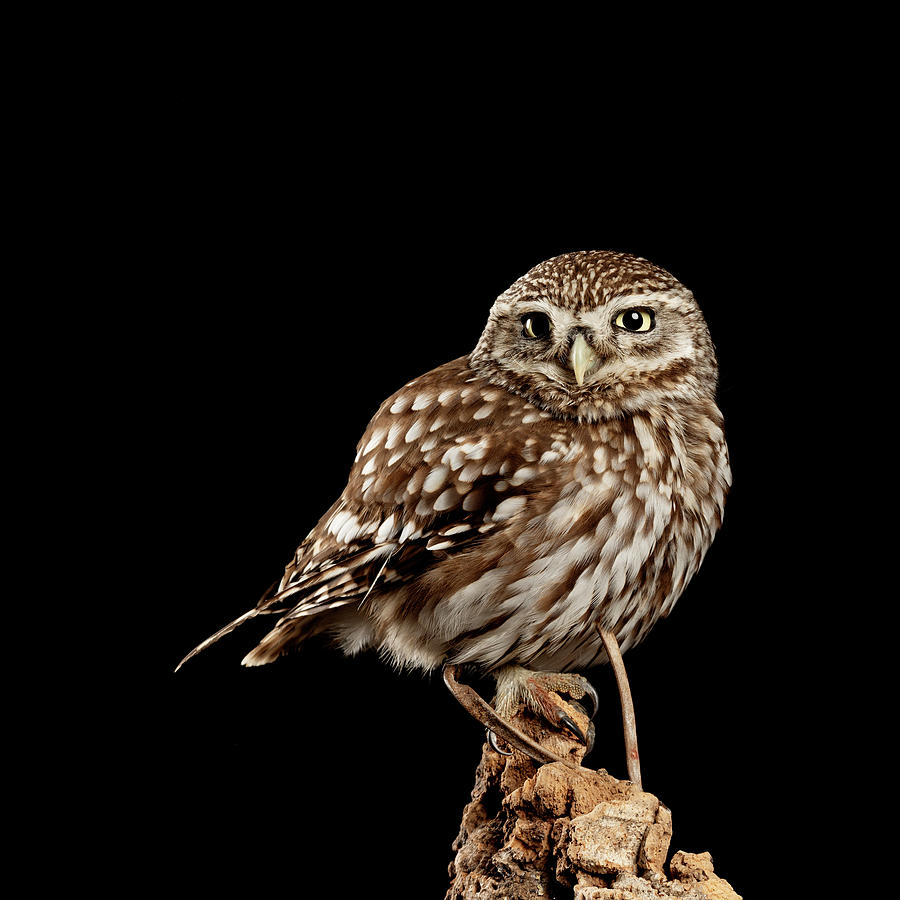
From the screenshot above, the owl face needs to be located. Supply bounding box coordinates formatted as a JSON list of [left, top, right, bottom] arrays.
[[470, 250, 718, 422]]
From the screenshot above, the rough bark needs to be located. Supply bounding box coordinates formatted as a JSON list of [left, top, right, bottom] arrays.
[[446, 703, 741, 900]]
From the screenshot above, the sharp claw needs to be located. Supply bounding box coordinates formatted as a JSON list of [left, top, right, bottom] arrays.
[[582, 680, 599, 720], [487, 729, 513, 756], [558, 714, 587, 745]]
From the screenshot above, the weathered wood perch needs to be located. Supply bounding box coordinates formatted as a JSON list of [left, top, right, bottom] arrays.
[[446, 701, 741, 899]]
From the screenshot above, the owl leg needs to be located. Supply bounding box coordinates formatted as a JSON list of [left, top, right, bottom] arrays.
[[493, 666, 598, 750], [597, 625, 642, 789]]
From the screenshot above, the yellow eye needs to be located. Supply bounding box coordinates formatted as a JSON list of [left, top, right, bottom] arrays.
[[614, 309, 655, 333]]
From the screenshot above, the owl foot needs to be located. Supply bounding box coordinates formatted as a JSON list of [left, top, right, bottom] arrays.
[[493, 666, 598, 751], [442, 664, 577, 768]]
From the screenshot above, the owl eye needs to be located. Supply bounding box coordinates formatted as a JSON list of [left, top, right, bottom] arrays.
[[614, 309, 655, 333], [522, 312, 551, 339]]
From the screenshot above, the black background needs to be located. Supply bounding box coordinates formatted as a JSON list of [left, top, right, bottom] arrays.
[[80, 72, 849, 899]]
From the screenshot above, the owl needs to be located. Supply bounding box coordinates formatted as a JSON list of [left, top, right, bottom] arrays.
[[178, 250, 730, 751]]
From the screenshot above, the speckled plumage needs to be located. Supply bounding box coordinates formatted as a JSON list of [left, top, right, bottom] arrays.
[[179, 250, 731, 680]]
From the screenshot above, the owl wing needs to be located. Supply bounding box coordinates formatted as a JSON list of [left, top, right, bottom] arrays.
[[258, 356, 544, 617], [177, 357, 547, 670]]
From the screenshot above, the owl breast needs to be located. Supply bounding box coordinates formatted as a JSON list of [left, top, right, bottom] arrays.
[[355, 360, 730, 674]]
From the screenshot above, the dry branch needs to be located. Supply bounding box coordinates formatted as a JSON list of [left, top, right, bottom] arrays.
[[446, 702, 741, 900]]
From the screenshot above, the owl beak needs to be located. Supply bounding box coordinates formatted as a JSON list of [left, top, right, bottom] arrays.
[[569, 333, 598, 386]]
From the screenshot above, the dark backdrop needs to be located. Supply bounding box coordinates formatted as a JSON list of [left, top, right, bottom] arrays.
[[110, 116, 824, 898]]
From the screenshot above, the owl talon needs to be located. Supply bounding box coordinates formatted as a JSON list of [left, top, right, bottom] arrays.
[[580, 680, 599, 720], [491, 666, 598, 752], [487, 729, 513, 756], [557, 713, 586, 745], [532, 689, 593, 750]]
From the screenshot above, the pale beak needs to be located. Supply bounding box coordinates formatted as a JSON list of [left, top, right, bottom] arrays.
[[569, 333, 598, 386]]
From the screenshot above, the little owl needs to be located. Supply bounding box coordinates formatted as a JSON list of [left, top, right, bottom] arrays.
[[178, 250, 731, 760]]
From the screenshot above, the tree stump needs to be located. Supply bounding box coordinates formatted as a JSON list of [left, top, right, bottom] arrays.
[[446, 702, 741, 899]]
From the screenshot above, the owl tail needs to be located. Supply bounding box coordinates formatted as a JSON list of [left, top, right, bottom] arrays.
[[240, 615, 325, 667], [175, 580, 281, 672], [174, 608, 261, 672]]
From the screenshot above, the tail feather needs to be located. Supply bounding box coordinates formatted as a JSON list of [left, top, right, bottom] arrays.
[[176, 580, 286, 672], [176, 560, 370, 671], [240, 613, 328, 667], [240, 628, 285, 667], [175, 608, 265, 671]]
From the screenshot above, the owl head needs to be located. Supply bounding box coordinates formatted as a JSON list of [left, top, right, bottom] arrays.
[[470, 250, 719, 422]]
